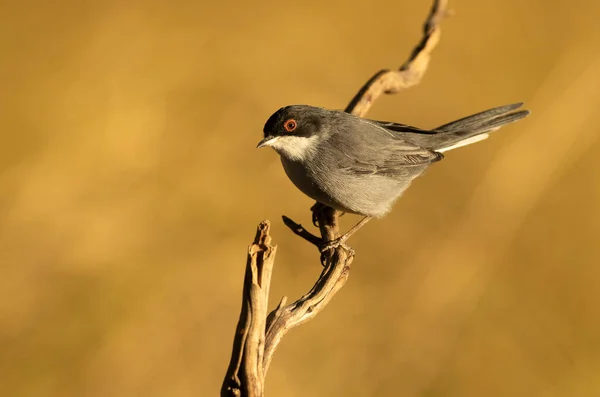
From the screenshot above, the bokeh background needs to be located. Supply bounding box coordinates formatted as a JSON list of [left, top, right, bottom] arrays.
[[2, 0, 600, 395]]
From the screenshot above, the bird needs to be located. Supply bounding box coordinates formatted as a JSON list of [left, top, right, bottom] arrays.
[[257, 103, 530, 250]]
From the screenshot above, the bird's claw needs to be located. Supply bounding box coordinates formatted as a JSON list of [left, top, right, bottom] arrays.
[[311, 203, 346, 227], [312, 212, 319, 228], [319, 237, 353, 254], [311, 203, 327, 227], [319, 239, 354, 265]]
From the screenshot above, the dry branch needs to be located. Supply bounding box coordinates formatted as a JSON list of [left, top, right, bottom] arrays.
[[221, 1, 449, 395], [221, 221, 277, 397]]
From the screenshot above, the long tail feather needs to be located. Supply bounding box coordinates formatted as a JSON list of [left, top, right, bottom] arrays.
[[435, 103, 524, 133], [433, 103, 530, 152]]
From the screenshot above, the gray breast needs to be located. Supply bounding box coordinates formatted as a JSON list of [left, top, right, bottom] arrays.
[[280, 157, 342, 210], [281, 156, 422, 218]]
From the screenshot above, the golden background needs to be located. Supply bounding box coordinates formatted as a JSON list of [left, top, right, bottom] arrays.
[[2, 0, 600, 395]]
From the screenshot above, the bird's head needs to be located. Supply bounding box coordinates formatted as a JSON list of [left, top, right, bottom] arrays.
[[257, 105, 332, 161]]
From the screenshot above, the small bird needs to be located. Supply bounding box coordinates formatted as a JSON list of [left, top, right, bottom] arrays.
[[257, 103, 530, 249]]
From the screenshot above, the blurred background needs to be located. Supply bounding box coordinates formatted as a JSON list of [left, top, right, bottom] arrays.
[[1, 0, 600, 395]]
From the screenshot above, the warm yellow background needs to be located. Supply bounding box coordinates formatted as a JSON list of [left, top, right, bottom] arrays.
[[2, 0, 599, 396]]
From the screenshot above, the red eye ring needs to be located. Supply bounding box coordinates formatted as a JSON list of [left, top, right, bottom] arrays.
[[284, 119, 297, 132]]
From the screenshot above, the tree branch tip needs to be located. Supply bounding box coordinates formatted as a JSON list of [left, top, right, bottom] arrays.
[[281, 215, 294, 225], [253, 220, 273, 247], [276, 296, 288, 309], [424, 0, 451, 32], [281, 215, 322, 247]]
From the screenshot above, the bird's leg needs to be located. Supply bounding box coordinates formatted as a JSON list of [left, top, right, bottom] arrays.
[[319, 216, 372, 253], [311, 202, 347, 227]]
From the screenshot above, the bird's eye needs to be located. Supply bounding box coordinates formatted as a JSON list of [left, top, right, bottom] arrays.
[[283, 119, 297, 132]]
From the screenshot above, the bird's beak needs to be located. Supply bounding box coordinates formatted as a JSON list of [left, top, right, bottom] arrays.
[[256, 136, 279, 149]]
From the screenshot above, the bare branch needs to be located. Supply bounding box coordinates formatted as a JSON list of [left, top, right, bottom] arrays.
[[263, 248, 353, 374], [345, 0, 449, 117], [281, 216, 322, 247], [221, 221, 277, 397], [222, 1, 449, 395]]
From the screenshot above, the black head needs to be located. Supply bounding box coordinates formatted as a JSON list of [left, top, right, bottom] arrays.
[[257, 105, 328, 148]]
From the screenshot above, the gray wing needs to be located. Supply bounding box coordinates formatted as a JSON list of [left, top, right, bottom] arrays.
[[327, 116, 443, 177], [363, 119, 437, 135]]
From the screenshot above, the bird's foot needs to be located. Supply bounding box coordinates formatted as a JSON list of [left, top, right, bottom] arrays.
[[319, 237, 354, 266], [319, 237, 353, 254], [311, 203, 328, 227], [310, 203, 345, 227]]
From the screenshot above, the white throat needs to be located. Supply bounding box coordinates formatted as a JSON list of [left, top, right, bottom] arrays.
[[265, 135, 320, 161]]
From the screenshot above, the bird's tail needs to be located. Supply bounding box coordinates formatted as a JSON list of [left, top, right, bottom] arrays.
[[433, 103, 530, 153]]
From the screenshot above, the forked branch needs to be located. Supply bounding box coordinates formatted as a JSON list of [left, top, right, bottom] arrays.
[[221, 1, 449, 395]]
